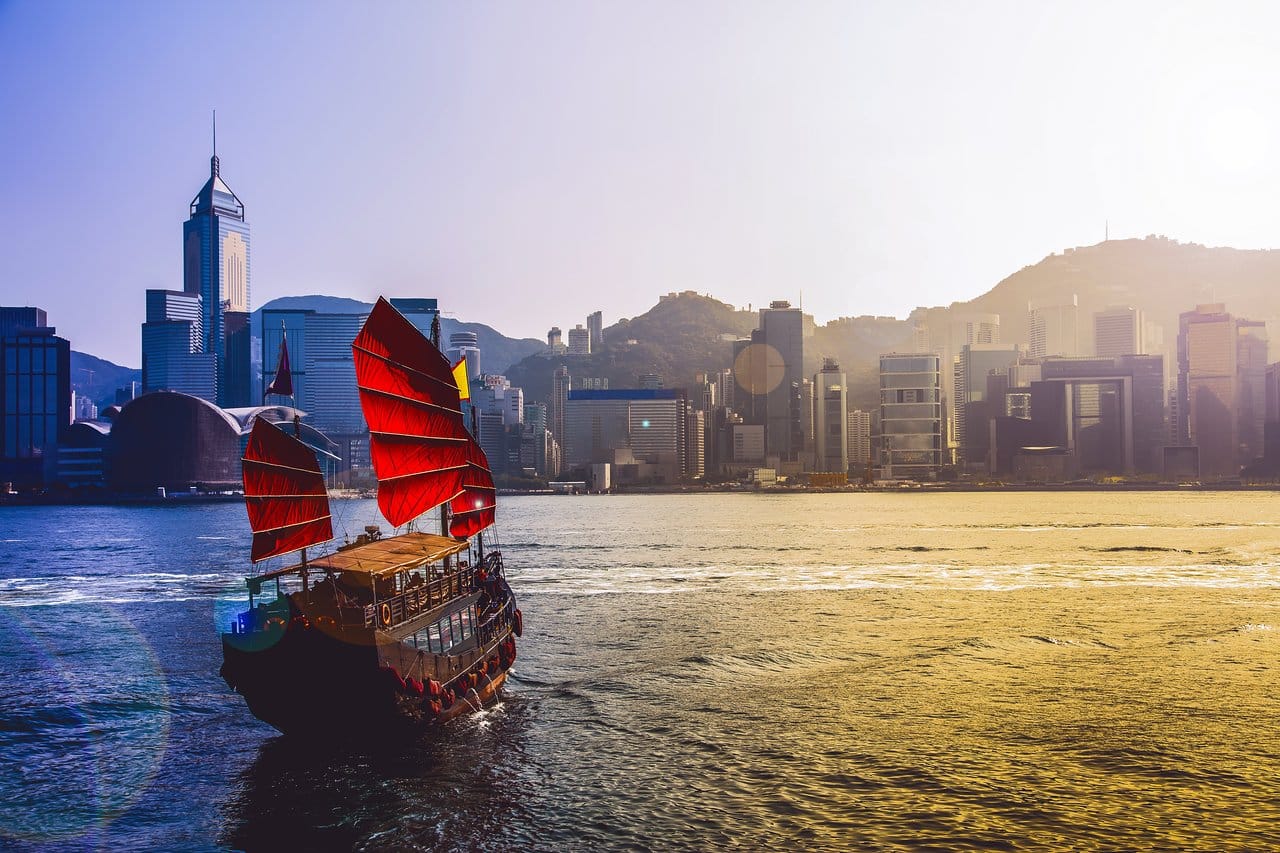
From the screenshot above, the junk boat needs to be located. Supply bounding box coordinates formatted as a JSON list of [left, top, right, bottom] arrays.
[[220, 297, 522, 736]]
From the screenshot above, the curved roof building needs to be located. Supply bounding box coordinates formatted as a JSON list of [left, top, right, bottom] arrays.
[[106, 392, 335, 493]]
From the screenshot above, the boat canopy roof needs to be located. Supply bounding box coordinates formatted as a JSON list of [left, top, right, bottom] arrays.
[[250, 532, 469, 583]]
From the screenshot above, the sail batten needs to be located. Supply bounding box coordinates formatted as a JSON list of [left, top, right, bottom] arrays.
[[448, 437, 496, 538], [242, 418, 333, 562], [352, 346, 465, 397], [353, 297, 476, 527]]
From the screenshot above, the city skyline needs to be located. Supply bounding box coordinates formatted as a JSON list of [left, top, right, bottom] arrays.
[[5, 2, 1280, 366]]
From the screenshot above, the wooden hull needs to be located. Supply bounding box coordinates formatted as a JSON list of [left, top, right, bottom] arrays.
[[221, 593, 519, 738]]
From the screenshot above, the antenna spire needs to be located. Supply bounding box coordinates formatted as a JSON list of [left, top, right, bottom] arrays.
[[211, 109, 220, 177]]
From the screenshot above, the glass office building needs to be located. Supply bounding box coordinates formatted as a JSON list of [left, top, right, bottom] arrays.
[[1, 323, 71, 488], [183, 151, 251, 407], [879, 353, 942, 480]]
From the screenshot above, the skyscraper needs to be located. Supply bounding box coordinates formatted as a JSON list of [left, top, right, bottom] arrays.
[[848, 409, 872, 472], [918, 312, 1000, 458], [568, 325, 590, 355], [879, 353, 942, 480], [1177, 304, 1243, 478], [813, 358, 848, 473], [1237, 319, 1269, 464], [447, 330, 481, 378], [1094, 306, 1145, 358], [183, 140, 251, 407], [587, 311, 604, 352], [954, 343, 1020, 464], [1028, 295, 1079, 359], [550, 365, 571, 452], [1, 307, 71, 488], [261, 307, 370, 471], [760, 301, 804, 463], [0, 307, 48, 337], [141, 289, 216, 401]]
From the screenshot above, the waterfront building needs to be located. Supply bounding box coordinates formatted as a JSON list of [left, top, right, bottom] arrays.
[[141, 289, 216, 401], [1094, 306, 1145, 358], [0, 307, 47, 337], [813, 359, 848, 474], [878, 353, 943, 480], [587, 311, 603, 352], [563, 388, 689, 481], [1238, 320, 1269, 465], [848, 409, 872, 473], [800, 377, 815, 467], [760, 302, 804, 463], [105, 393, 336, 492], [183, 143, 251, 407], [954, 343, 1020, 465], [915, 312, 1000, 457], [1039, 355, 1165, 474], [567, 325, 591, 355], [550, 365, 571, 451], [1028, 295, 1079, 359], [685, 409, 706, 480], [1, 312, 71, 488], [732, 423, 765, 463], [1176, 304, 1268, 478], [520, 402, 556, 477]]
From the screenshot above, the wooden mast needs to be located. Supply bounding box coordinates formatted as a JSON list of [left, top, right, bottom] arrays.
[[294, 411, 309, 591]]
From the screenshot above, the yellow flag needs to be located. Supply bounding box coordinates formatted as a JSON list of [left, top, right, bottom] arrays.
[[452, 357, 471, 400]]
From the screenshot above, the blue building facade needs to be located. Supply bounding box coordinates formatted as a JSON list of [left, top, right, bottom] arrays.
[[141, 289, 216, 401], [183, 151, 251, 408], [262, 308, 371, 474], [1, 312, 71, 488]]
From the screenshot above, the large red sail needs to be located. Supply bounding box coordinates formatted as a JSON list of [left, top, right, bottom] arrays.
[[353, 297, 472, 527], [449, 436, 496, 538], [242, 418, 333, 562]]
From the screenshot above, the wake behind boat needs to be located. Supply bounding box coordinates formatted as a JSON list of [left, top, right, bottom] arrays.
[[220, 297, 522, 737]]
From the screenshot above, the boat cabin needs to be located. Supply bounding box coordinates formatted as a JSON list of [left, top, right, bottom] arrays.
[[232, 530, 484, 638]]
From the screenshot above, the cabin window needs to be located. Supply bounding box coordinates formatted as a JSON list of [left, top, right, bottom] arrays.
[[427, 621, 444, 654]]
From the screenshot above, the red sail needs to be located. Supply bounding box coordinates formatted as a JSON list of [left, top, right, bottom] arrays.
[[242, 418, 333, 562], [353, 297, 472, 527], [449, 436, 496, 538], [265, 327, 293, 397]]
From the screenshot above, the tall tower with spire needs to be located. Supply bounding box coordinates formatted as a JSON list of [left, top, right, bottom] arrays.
[[183, 114, 251, 407]]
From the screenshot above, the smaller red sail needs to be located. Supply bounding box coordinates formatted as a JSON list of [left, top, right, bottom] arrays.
[[265, 327, 293, 397], [449, 436, 496, 538], [242, 418, 332, 562]]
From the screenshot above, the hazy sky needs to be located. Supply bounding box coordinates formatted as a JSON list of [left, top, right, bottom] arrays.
[[2, 1, 1278, 365]]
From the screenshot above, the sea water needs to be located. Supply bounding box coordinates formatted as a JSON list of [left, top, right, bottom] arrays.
[[1, 492, 1277, 850]]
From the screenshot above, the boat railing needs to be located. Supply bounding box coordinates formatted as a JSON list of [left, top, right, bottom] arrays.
[[361, 564, 478, 629]]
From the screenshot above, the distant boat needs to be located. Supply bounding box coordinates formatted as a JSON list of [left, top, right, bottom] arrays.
[[220, 297, 522, 737]]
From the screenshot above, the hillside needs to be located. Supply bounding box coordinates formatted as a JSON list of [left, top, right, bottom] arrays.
[[504, 293, 756, 403], [912, 236, 1280, 352], [504, 293, 910, 410], [71, 351, 141, 410]]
